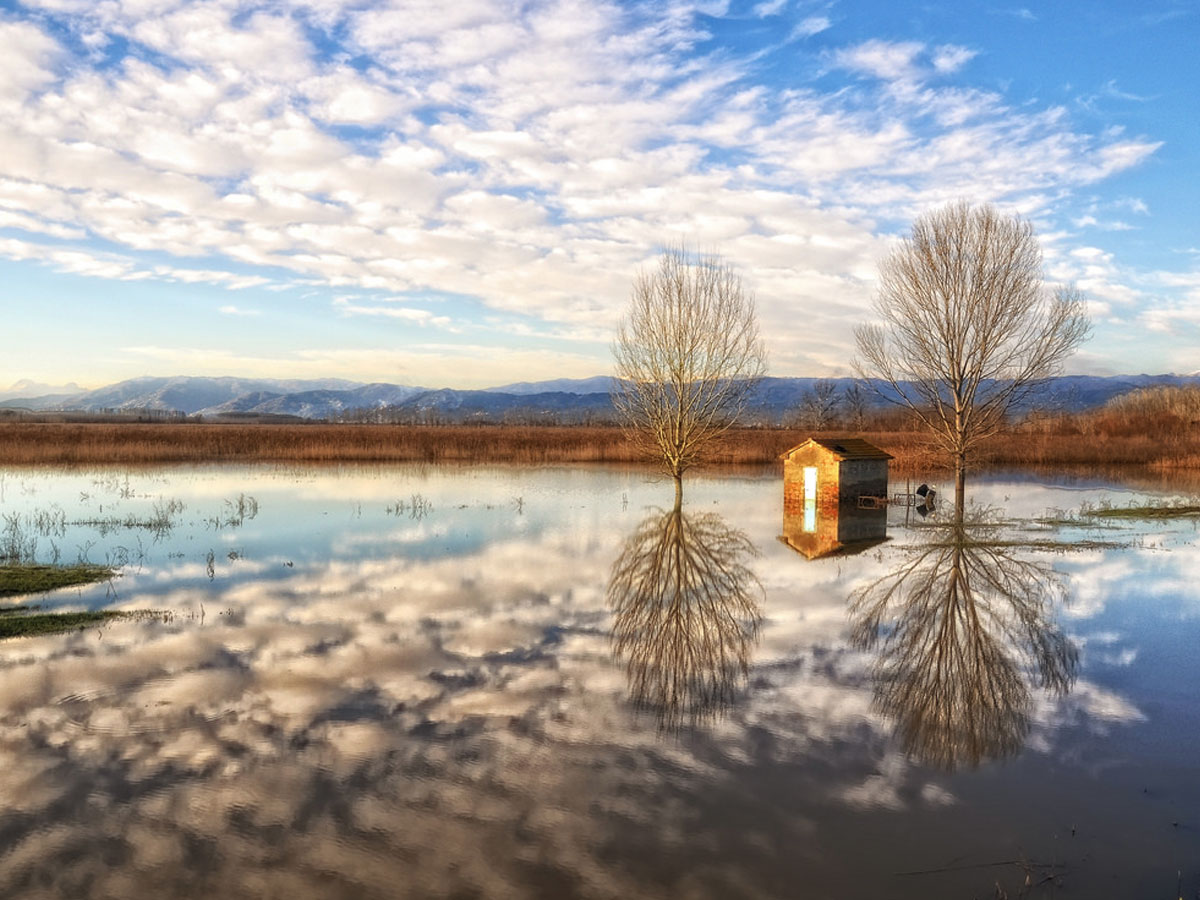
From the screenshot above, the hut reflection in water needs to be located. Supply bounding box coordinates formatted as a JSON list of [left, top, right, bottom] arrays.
[[780, 501, 888, 560]]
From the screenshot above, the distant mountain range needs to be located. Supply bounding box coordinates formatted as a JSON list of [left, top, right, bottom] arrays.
[[0, 379, 85, 402], [3, 373, 1199, 423]]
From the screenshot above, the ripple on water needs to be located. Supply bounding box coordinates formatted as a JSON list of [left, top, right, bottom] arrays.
[[54, 667, 252, 736]]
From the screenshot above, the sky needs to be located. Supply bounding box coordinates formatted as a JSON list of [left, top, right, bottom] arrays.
[[0, 0, 1196, 390]]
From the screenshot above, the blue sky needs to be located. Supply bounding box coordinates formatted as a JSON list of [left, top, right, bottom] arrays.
[[0, 0, 1196, 390]]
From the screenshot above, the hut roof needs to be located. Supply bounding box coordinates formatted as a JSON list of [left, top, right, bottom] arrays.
[[781, 437, 894, 461]]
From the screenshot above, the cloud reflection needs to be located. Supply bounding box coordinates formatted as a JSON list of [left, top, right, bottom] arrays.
[[0, 466, 1172, 896], [849, 505, 1078, 771], [608, 502, 763, 730]]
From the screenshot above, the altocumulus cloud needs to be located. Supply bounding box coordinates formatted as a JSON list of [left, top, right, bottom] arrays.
[[0, 0, 1184, 381]]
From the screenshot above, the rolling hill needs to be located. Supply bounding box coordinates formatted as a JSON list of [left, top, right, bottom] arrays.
[[3, 373, 1198, 423]]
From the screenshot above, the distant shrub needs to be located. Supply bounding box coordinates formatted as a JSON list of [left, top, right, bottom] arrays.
[[1092, 386, 1200, 437]]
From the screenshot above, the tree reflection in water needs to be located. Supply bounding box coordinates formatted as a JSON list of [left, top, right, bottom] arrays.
[[608, 500, 763, 730], [850, 503, 1078, 771]]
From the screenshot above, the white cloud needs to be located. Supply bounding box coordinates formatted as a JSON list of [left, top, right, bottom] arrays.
[[303, 67, 411, 125], [1141, 302, 1200, 335], [834, 39, 925, 82], [116, 342, 609, 387], [158, 267, 271, 289], [0, 208, 85, 239], [332, 297, 453, 328], [0, 20, 62, 100], [1072, 214, 1128, 231], [130, 6, 314, 81], [0, 236, 275, 289], [752, 0, 787, 16], [1116, 196, 1150, 216], [0, 0, 1176, 381], [1084, 140, 1163, 179], [931, 44, 977, 74], [48, 248, 149, 281], [791, 15, 831, 38]]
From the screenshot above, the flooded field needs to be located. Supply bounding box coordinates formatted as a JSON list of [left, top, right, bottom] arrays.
[[0, 464, 1198, 898]]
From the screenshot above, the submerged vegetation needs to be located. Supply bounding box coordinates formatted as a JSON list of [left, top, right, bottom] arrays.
[[0, 605, 127, 639], [1030, 495, 1200, 524], [1080, 502, 1200, 520], [0, 602, 173, 639], [0, 563, 114, 597], [0, 482, 259, 611]]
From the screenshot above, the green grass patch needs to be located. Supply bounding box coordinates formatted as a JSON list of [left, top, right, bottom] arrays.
[[1030, 514, 1127, 529], [929, 538, 1131, 552], [1082, 504, 1200, 520], [0, 609, 129, 639], [0, 564, 115, 597]]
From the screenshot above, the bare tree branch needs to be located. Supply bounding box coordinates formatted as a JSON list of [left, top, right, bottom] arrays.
[[607, 501, 763, 731], [791, 378, 841, 429], [849, 504, 1078, 771], [854, 202, 1090, 493], [612, 246, 767, 494]]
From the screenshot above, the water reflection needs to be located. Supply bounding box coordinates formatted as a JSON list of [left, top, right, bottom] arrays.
[[608, 500, 763, 729], [780, 501, 888, 560], [0, 466, 1183, 897], [849, 502, 1078, 771]]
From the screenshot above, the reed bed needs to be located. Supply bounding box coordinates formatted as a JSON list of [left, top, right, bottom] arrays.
[[3, 421, 1199, 474], [0, 422, 919, 467], [0, 423, 640, 466]]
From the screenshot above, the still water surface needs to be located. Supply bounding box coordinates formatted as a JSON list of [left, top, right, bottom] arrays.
[[0, 464, 1198, 898]]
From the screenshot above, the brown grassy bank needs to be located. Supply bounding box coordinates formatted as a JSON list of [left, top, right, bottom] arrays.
[[2, 421, 1199, 475], [0, 423, 642, 466]]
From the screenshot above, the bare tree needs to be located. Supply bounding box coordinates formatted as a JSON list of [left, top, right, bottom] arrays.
[[843, 381, 869, 430], [854, 202, 1090, 505], [796, 378, 841, 429], [613, 247, 767, 501]]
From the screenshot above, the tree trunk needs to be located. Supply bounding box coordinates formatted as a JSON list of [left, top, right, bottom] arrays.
[[955, 454, 967, 519], [673, 472, 683, 507]]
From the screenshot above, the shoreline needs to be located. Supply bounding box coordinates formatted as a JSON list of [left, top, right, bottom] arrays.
[[1, 423, 1198, 481]]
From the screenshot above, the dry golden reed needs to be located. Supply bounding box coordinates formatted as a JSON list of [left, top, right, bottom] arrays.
[[0, 423, 915, 467], [4, 419, 1198, 474]]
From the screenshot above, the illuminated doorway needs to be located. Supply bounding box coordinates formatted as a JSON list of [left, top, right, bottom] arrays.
[[802, 466, 817, 532]]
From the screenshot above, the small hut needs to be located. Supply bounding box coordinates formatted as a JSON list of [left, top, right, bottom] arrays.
[[781, 437, 892, 512], [779, 437, 893, 560]]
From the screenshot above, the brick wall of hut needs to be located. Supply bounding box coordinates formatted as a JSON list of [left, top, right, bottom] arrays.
[[782, 446, 842, 514], [784, 456, 889, 512]]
